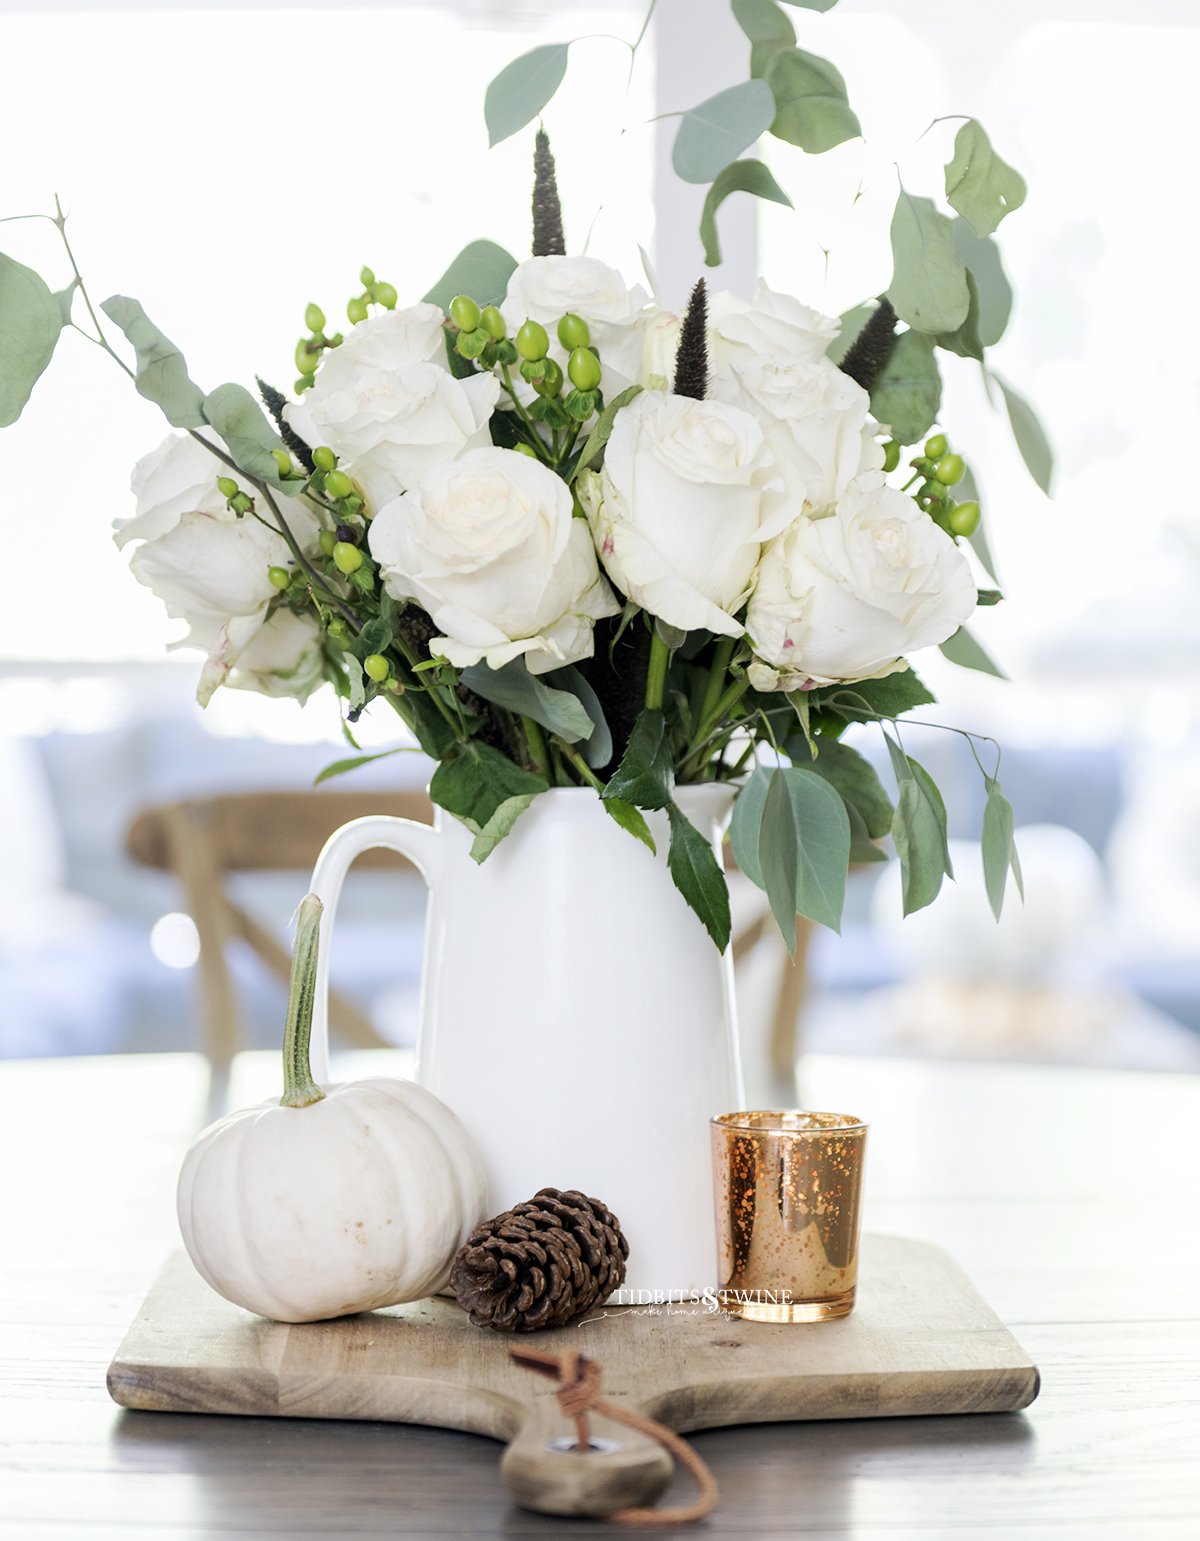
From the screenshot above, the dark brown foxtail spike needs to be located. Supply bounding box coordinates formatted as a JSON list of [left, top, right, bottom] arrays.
[[256, 377, 316, 474], [532, 128, 566, 257], [672, 278, 708, 400], [839, 298, 898, 393]]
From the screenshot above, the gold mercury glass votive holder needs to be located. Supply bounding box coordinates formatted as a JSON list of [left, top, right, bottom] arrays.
[[711, 1111, 868, 1322]]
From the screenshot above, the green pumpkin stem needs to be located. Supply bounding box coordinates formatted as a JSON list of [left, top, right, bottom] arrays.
[[280, 893, 327, 1108]]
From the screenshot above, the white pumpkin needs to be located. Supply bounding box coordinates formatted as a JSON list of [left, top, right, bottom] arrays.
[[176, 895, 487, 1322]]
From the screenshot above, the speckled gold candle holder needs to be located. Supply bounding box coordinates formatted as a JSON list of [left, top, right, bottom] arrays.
[[711, 1111, 868, 1322]]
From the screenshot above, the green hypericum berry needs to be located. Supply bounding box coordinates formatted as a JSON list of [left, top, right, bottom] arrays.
[[557, 312, 591, 350], [924, 433, 948, 460], [347, 295, 368, 325], [313, 446, 338, 473], [305, 302, 325, 334], [360, 266, 375, 288], [949, 500, 981, 536], [272, 448, 292, 475], [319, 529, 337, 556], [295, 340, 319, 375], [333, 541, 363, 574], [230, 492, 253, 515], [295, 376, 313, 393], [449, 294, 481, 331], [567, 346, 601, 391], [328, 617, 347, 637], [514, 442, 538, 458], [325, 470, 354, 500], [516, 319, 550, 361], [363, 653, 390, 682], [480, 305, 506, 340], [216, 476, 239, 499], [935, 452, 965, 487], [882, 440, 901, 473], [374, 282, 397, 310], [268, 565, 291, 590]]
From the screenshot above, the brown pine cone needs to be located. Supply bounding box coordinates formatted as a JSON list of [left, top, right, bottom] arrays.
[[450, 1187, 629, 1333]]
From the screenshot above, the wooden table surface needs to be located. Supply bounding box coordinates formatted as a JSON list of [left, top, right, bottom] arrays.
[[2, 1048, 1198, 1540]]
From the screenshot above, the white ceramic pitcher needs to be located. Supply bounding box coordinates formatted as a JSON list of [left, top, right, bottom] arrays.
[[306, 784, 744, 1294]]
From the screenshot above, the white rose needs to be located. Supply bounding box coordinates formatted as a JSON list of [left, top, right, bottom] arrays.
[[714, 353, 877, 513], [746, 472, 978, 689], [577, 390, 785, 637], [708, 282, 839, 371], [220, 610, 326, 702], [285, 306, 499, 512], [501, 256, 651, 397], [369, 447, 618, 674], [115, 431, 237, 548]]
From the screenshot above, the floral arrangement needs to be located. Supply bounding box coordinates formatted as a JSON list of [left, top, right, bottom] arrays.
[[0, 0, 1042, 951]]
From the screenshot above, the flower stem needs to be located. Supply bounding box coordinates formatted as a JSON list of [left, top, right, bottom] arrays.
[[644, 630, 671, 711], [280, 894, 326, 1109], [696, 636, 734, 735], [556, 740, 605, 791], [522, 715, 551, 777]]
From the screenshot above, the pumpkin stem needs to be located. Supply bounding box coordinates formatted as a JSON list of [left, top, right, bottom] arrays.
[[280, 893, 326, 1109]]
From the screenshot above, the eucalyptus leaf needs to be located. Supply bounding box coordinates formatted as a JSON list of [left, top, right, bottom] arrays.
[[101, 295, 206, 428], [469, 792, 540, 864], [313, 746, 419, 785], [981, 776, 1022, 919], [484, 43, 570, 147], [945, 119, 1026, 238], [430, 741, 548, 832], [778, 0, 839, 9], [939, 625, 1006, 679], [202, 383, 295, 492], [460, 658, 593, 743], [825, 301, 874, 366], [699, 160, 792, 267], [572, 384, 643, 475], [888, 194, 970, 334], [759, 766, 850, 942], [994, 374, 1055, 495], [548, 665, 612, 767], [0, 252, 63, 427], [424, 240, 518, 311], [805, 739, 893, 839], [845, 801, 890, 864], [667, 803, 731, 951], [603, 796, 656, 856], [891, 776, 946, 916], [869, 328, 942, 444], [603, 707, 674, 810], [672, 80, 776, 184], [935, 270, 985, 361], [956, 466, 1000, 582], [764, 47, 860, 154], [732, 0, 796, 78], [53, 279, 78, 327], [730, 764, 771, 888], [344, 654, 366, 712], [952, 220, 1012, 347]]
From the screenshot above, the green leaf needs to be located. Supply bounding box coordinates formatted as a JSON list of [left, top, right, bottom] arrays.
[[886, 737, 953, 914], [484, 44, 570, 147], [935, 270, 985, 361], [888, 194, 970, 334], [821, 668, 936, 723], [945, 119, 1026, 238], [699, 160, 793, 267], [202, 383, 295, 492], [981, 776, 1022, 920], [994, 373, 1054, 495], [100, 295, 206, 428], [0, 252, 63, 428], [548, 665, 612, 767], [672, 80, 776, 184], [469, 791, 540, 864], [869, 328, 942, 444], [764, 47, 860, 154], [778, 0, 839, 9], [805, 739, 893, 839], [667, 803, 731, 951], [313, 747, 419, 785], [344, 654, 366, 712], [952, 220, 1011, 348], [845, 802, 890, 864], [53, 279, 78, 327], [572, 385, 643, 475], [460, 659, 593, 744], [955, 466, 1000, 583], [732, 0, 796, 78], [430, 741, 548, 832], [758, 766, 850, 943], [730, 764, 771, 888], [939, 625, 1006, 679], [603, 708, 674, 810], [424, 240, 518, 312], [603, 797, 656, 856], [825, 301, 874, 366]]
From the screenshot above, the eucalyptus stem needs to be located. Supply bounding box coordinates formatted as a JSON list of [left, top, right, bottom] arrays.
[[391, 632, 466, 739], [280, 894, 326, 1109], [645, 631, 671, 711], [682, 676, 751, 779], [522, 715, 551, 777]]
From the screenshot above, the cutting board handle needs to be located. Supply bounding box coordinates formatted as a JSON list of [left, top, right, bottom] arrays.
[[500, 1396, 672, 1518]]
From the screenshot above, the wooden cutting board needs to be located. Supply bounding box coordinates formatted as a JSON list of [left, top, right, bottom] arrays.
[[108, 1234, 1038, 1517]]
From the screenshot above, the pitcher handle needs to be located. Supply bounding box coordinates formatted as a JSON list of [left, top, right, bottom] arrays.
[[305, 814, 443, 1083]]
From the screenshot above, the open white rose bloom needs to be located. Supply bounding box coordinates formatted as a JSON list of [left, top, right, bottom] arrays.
[[95, 124, 1028, 946]]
